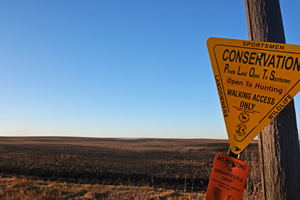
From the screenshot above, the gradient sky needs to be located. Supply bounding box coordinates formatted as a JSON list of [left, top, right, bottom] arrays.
[[1, 1, 300, 139]]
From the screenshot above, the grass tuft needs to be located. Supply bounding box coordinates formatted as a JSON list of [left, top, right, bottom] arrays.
[[0, 176, 206, 199]]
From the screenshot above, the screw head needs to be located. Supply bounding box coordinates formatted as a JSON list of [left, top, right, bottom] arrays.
[[234, 146, 239, 151], [229, 163, 234, 167], [258, 52, 263, 57]]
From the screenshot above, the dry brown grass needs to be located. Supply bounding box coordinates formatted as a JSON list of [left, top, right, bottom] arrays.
[[0, 137, 228, 192], [0, 138, 265, 199], [0, 176, 206, 200], [0, 149, 263, 200], [241, 147, 263, 200]]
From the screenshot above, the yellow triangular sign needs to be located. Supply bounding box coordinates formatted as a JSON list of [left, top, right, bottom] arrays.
[[207, 37, 300, 154]]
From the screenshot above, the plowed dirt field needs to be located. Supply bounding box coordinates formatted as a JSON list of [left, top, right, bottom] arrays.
[[0, 137, 258, 192]]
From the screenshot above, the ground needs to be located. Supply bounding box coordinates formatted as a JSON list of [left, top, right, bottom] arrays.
[[0, 137, 260, 199]]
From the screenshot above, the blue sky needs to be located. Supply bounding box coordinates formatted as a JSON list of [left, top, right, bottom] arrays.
[[1, 1, 300, 139]]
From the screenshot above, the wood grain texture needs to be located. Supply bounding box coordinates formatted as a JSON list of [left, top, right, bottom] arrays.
[[245, 0, 300, 199]]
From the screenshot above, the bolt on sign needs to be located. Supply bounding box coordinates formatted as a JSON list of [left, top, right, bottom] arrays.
[[207, 37, 300, 154], [205, 153, 249, 200]]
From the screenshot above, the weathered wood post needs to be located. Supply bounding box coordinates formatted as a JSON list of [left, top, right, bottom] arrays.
[[245, 0, 300, 199]]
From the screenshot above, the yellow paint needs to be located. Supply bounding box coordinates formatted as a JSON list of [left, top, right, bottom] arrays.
[[207, 37, 300, 153]]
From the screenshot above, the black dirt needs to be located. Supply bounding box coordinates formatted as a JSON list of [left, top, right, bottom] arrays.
[[0, 137, 258, 192]]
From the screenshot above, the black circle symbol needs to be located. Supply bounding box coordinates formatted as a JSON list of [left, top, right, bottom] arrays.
[[212, 187, 222, 197], [236, 123, 247, 136], [238, 112, 250, 123], [227, 195, 234, 200]]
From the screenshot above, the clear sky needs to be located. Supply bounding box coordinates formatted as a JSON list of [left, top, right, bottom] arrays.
[[1, 1, 300, 139]]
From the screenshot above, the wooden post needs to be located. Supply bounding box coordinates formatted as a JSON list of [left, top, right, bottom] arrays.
[[245, 0, 300, 199]]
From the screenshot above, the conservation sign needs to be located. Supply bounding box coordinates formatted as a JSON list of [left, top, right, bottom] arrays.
[[205, 153, 249, 200], [207, 37, 300, 154]]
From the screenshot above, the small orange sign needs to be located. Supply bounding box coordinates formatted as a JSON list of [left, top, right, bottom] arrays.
[[205, 153, 249, 200]]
